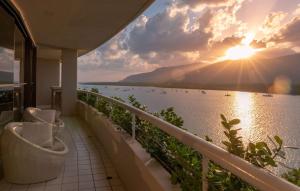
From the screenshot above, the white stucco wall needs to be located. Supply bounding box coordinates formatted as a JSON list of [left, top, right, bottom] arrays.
[[36, 58, 60, 107], [61, 49, 77, 115]]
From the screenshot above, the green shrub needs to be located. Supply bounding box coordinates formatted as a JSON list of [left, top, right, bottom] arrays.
[[95, 97, 111, 117], [77, 90, 87, 102], [86, 88, 99, 106], [110, 97, 132, 133], [282, 168, 300, 186]]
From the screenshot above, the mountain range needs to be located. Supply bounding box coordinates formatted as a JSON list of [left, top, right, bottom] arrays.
[[120, 54, 300, 93]]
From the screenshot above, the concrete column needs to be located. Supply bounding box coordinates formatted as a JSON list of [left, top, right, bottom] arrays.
[[61, 49, 77, 115], [36, 58, 60, 107]]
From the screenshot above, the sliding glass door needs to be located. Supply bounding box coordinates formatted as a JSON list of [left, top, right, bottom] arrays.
[[0, 5, 15, 128], [0, 2, 36, 128]]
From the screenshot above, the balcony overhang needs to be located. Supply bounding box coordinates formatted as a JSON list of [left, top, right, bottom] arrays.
[[11, 0, 153, 59]]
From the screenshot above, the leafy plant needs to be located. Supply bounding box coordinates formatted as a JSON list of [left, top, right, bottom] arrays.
[[77, 89, 87, 102], [87, 88, 99, 106], [282, 168, 300, 186], [95, 97, 111, 117], [207, 114, 294, 191], [219, 114, 284, 168], [110, 97, 132, 133]]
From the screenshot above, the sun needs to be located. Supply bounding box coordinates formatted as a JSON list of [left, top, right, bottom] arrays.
[[224, 33, 258, 60], [225, 45, 256, 60]]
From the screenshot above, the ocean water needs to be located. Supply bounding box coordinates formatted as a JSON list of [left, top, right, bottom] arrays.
[[79, 84, 300, 174]]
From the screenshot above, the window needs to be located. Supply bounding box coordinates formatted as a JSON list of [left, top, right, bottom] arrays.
[[0, 2, 36, 127]]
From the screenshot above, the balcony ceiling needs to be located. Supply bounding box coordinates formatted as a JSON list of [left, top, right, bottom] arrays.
[[11, 0, 153, 59]]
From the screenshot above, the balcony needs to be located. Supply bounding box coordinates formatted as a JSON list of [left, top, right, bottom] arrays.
[[1, 88, 300, 191]]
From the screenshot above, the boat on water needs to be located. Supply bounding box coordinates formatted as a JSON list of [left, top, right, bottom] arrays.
[[225, 92, 231, 96]]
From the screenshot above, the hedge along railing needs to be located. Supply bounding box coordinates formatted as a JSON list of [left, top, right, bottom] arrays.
[[77, 89, 300, 191]]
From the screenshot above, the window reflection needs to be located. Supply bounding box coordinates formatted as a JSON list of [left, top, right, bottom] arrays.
[[13, 26, 25, 120], [0, 5, 25, 128]]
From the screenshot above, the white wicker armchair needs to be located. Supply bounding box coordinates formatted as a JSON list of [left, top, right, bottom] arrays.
[[1, 122, 68, 184], [23, 107, 64, 137]]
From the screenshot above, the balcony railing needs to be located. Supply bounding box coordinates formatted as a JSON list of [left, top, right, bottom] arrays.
[[76, 89, 299, 191]]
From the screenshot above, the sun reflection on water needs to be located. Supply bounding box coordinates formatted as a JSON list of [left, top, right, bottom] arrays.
[[233, 92, 255, 140]]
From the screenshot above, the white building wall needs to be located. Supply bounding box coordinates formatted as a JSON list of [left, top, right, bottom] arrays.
[[36, 58, 60, 107], [61, 49, 77, 115]]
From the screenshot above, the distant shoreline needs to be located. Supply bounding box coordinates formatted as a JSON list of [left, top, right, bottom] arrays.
[[79, 82, 300, 95]]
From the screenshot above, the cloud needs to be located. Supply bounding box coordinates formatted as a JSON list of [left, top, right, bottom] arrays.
[[259, 11, 287, 37], [272, 16, 300, 44], [259, 7, 300, 54], [250, 40, 266, 49], [177, 0, 234, 8], [208, 0, 246, 40], [293, 4, 300, 16], [126, 9, 213, 54]]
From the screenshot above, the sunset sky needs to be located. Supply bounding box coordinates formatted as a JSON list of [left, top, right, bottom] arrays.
[[78, 0, 300, 82]]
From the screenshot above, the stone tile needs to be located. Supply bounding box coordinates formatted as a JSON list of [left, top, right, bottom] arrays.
[[28, 182, 46, 191], [78, 164, 91, 170], [62, 176, 78, 184], [78, 160, 91, 165], [10, 184, 29, 191], [92, 167, 106, 174], [94, 179, 110, 188], [46, 177, 62, 185], [79, 175, 93, 182], [63, 171, 78, 177], [93, 173, 107, 181], [79, 181, 95, 190], [61, 183, 78, 191], [80, 189, 95, 191], [64, 166, 78, 172], [96, 187, 112, 191], [112, 186, 125, 191], [45, 184, 61, 191]]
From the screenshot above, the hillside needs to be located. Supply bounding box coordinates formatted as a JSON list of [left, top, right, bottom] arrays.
[[121, 54, 300, 93]]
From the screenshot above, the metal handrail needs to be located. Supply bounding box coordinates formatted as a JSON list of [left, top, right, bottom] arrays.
[[77, 89, 300, 191], [0, 83, 27, 88]]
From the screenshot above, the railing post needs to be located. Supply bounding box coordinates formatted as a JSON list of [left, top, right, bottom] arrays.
[[109, 102, 113, 119], [86, 91, 89, 103], [202, 156, 209, 191], [132, 114, 136, 140], [95, 96, 99, 108]]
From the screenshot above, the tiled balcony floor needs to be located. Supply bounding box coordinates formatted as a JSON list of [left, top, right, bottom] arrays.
[[0, 117, 126, 191]]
